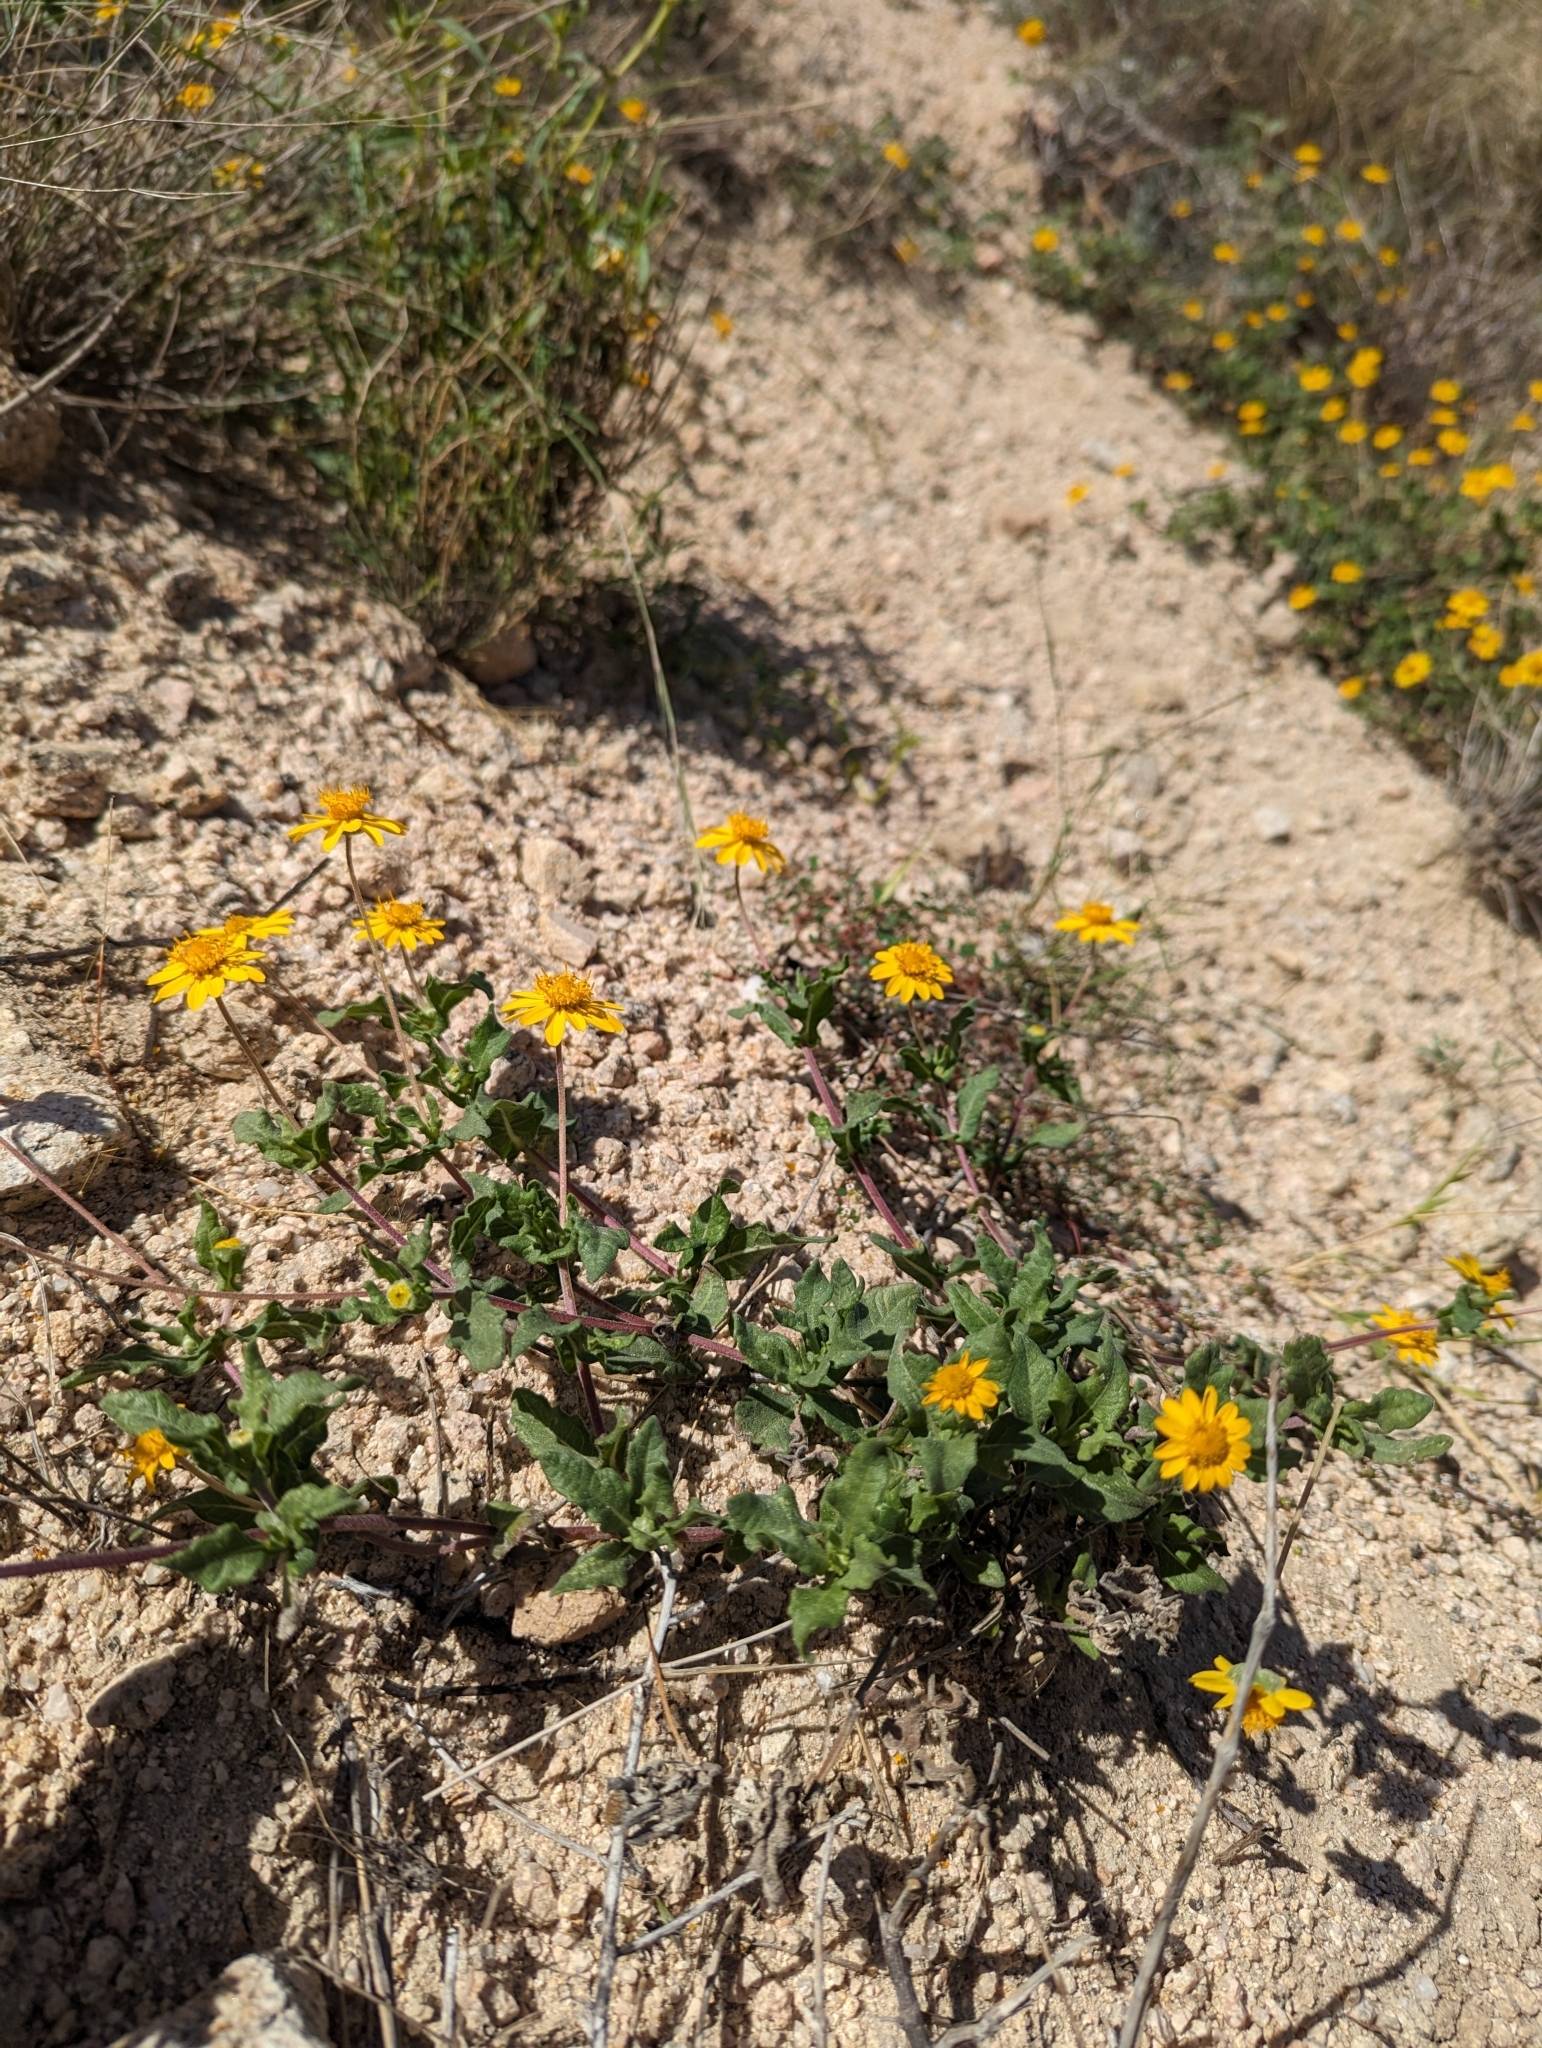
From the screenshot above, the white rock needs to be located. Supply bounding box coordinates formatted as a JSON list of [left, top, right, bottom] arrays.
[[1253, 806, 1293, 843], [0, 981, 127, 1211], [108, 1954, 331, 2048]]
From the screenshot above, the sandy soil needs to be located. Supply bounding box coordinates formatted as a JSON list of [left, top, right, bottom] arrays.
[[1, 4, 1540, 2045]]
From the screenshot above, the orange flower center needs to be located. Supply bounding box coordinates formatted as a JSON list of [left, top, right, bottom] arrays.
[[889, 943, 940, 977], [726, 811, 770, 842], [535, 970, 596, 1009], [318, 785, 373, 821], [171, 931, 239, 976], [377, 900, 423, 929], [1186, 1419, 1231, 1469]]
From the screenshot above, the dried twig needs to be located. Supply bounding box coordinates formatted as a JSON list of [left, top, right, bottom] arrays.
[[618, 1804, 864, 1958], [934, 1935, 1095, 2048], [1114, 1370, 1281, 2048], [590, 1559, 679, 2048], [810, 1812, 839, 2048]]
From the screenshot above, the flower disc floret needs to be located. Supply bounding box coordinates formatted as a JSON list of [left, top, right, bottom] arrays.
[[1152, 1384, 1251, 1492], [696, 811, 787, 873], [355, 899, 445, 952], [1054, 901, 1140, 946], [502, 969, 625, 1046], [288, 785, 406, 853], [921, 1350, 1001, 1422], [1189, 1657, 1314, 1736], [870, 940, 954, 1004], [146, 928, 266, 1011]]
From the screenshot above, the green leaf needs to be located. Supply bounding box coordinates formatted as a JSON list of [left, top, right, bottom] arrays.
[[1364, 1429, 1451, 1465], [574, 1218, 629, 1282], [168, 1523, 271, 1591], [1363, 1386, 1436, 1433], [788, 1579, 851, 1654], [733, 1388, 796, 1454], [955, 1065, 1001, 1143], [724, 1485, 828, 1575], [510, 1390, 632, 1534], [688, 1270, 730, 1332], [625, 1416, 677, 1524], [552, 1541, 636, 1592], [1025, 1120, 1084, 1149], [818, 1437, 896, 1534], [915, 1429, 979, 1498], [450, 1291, 507, 1373], [101, 1389, 225, 1455]]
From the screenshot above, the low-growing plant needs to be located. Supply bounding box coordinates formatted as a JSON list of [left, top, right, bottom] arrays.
[[3, 0, 680, 647], [2, 783, 1491, 1682]]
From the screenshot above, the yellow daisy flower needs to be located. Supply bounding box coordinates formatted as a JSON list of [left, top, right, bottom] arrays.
[[1330, 561, 1362, 584], [618, 96, 648, 122], [1298, 364, 1333, 392], [1347, 346, 1382, 389], [1370, 1305, 1439, 1367], [121, 1428, 180, 1492], [921, 1350, 1000, 1423], [1468, 625, 1503, 661], [1288, 584, 1318, 610], [354, 899, 445, 953], [882, 141, 910, 171], [1164, 370, 1194, 392], [1211, 331, 1236, 352], [1181, 298, 1204, 320], [146, 928, 266, 1011], [493, 74, 523, 96], [1393, 651, 1432, 688], [1338, 676, 1366, 700], [1361, 163, 1391, 184], [1031, 226, 1060, 254], [1152, 1385, 1251, 1493], [385, 1280, 415, 1312], [1212, 242, 1240, 264], [1373, 424, 1402, 450], [1054, 900, 1140, 945], [1446, 1254, 1512, 1299], [869, 941, 954, 1004], [565, 162, 595, 186], [177, 82, 216, 113], [1430, 378, 1462, 403], [502, 969, 624, 1046], [1017, 17, 1045, 45], [696, 810, 786, 873], [1190, 1657, 1314, 1736], [288, 785, 406, 853], [209, 909, 295, 942]]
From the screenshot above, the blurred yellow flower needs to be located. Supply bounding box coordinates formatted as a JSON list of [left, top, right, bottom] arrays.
[[1212, 242, 1239, 264], [1299, 364, 1333, 393], [1339, 676, 1366, 699], [1393, 651, 1431, 688], [1347, 346, 1382, 388], [177, 82, 216, 113], [1371, 1305, 1438, 1368], [882, 141, 910, 170], [1468, 625, 1504, 661], [1055, 901, 1140, 945], [1513, 412, 1536, 433], [1031, 226, 1060, 253], [494, 75, 523, 97], [1164, 370, 1194, 392], [1066, 480, 1089, 504], [1500, 650, 1542, 687], [1320, 397, 1347, 422], [1379, 246, 1400, 268], [1017, 16, 1046, 44], [1378, 461, 1401, 478], [1171, 198, 1194, 220], [1295, 290, 1315, 309], [565, 162, 595, 185], [1361, 163, 1391, 184], [1206, 460, 1227, 479], [1181, 298, 1204, 320], [1428, 406, 1458, 426], [1330, 560, 1362, 584], [1339, 421, 1368, 445], [1442, 587, 1488, 624], [1408, 447, 1436, 467], [618, 96, 648, 122], [1372, 424, 1402, 449], [1437, 428, 1470, 456], [1237, 400, 1267, 437], [1244, 311, 1264, 329], [1266, 301, 1289, 321], [1288, 584, 1318, 610], [1301, 223, 1327, 247], [1430, 378, 1462, 403], [1334, 218, 1362, 242]]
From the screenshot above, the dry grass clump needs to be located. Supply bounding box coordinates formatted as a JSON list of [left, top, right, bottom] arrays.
[[0, 0, 679, 649], [1457, 707, 1542, 934]]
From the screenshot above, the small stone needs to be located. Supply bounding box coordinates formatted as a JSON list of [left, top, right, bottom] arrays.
[[40, 1683, 74, 1724], [973, 241, 1005, 273], [1253, 806, 1292, 844], [1118, 750, 1165, 801], [538, 907, 597, 967], [461, 619, 537, 687], [632, 1030, 668, 1064], [85, 1652, 179, 1732], [1254, 603, 1301, 650], [108, 1954, 330, 2048], [85, 1935, 124, 1981], [0, 982, 127, 1212], [0, 553, 93, 626], [103, 1873, 137, 1938], [0, 355, 60, 488], [522, 834, 590, 904], [25, 742, 115, 819]]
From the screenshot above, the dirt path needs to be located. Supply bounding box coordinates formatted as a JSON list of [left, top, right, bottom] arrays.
[[1, 3, 1540, 2045]]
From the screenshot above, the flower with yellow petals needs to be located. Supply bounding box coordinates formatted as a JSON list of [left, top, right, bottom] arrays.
[[1164, 370, 1193, 392], [1379, 246, 1400, 268], [1338, 322, 1359, 342], [1211, 331, 1236, 352], [1447, 1254, 1512, 1300], [1153, 1385, 1251, 1492], [1298, 364, 1333, 393], [1460, 462, 1516, 501], [1393, 651, 1432, 688], [869, 941, 954, 1004], [1066, 480, 1090, 503], [1373, 424, 1402, 450], [1515, 573, 1536, 595], [1181, 298, 1204, 320], [95, 1, 123, 19], [1170, 198, 1194, 220], [1293, 143, 1322, 179], [1190, 1657, 1314, 1736], [288, 785, 405, 853], [1442, 587, 1488, 624], [1320, 397, 1347, 422], [1212, 242, 1239, 264], [1430, 378, 1462, 403], [1468, 625, 1503, 661], [882, 141, 910, 170], [696, 811, 786, 873], [1513, 413, 1536, 433], [1265, 302, 1289, 322], [146, 928, 266, 1011], [1370, 1305, 1439, 1368], [1237, 400, 1267, 436], [1301, 223, 1327, 247], [386, 1280, 415, 1312], [210, 909, 295, 942], [177, 82, 216, 113], [1437, 428, 1470, 456], [1031, 226, 1060, 254], [711, 306, 735, 336], [1407, 447, 1435, 467], [1295, 290, 1315, 309], [618, 96, 648, 122], [1346, 346, 1382, 389], [122, 1428, 181, 1492], [501, 969, 624, 1047], [493, 74, 523, 96], [1054, 901, 1140, 946], [565, 162, 595, 186], [1017, 17, 1045, 44], [921, 1350, 1000, 1423], [1334, 218, 1362, 242], [1361, 162, 1391, 184], [1339, 676, 1366, 700], [1339, 421, 1368, 445], [1429, 407, 1458, 426], [354, 899, 445, 953], [1288, 584, 1318, 611], [1500, 650, 1542, 688], [1331, 561, 1362, 585]]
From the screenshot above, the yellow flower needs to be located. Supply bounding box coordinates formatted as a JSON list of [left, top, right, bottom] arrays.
[[95, 1, 122, 19], [146, 928, 266, 1011], [1339, 421, 1368, 445], [1244, 170, 1264, 190], [1347, 346, 1382, 389], [501, 969, 624, 1047], [1054, 900, 1140, 945], [1190, 1657, 1314, 1736], [1211, 331, 1236, 352], [1294, 142, 1323, 165], [869, 941, 954, 1004], [1338, 322, 1359, 342], [1330, 560, 1362, 585], [1266, 302, 1289, 322], [618, 96, 648, 122], [1393, 651, 1431, 688], [1339, 676, 1366, 699], [1378, 461, 1401, 478], [354, 898, 445, 952], [1212, 242, 1239, 264], [493, 74, 523, 96], [209, 909, 293, 942], [1468, 625, 1503, 661], [711, 307, 734, 337], [1335, 219, 1362, 242], [386, 1280, 415, 1312], [1371, 1305, 1439, 1368], [1238, 400, 1267, 423], [288, 785, 405, 853], [205, 14, 239, 48], [1299, 364, 1333, 393], [1372, 424, 1402, 450], [1153, 1386, 1251, 1493], [1295, 290, 1315, 309], [1515, 573, 1536, 595], [1513, 412, 1536, 433], [177, 82, 216, 113], [1017, 17, 1045, 44], [1428, 407, 1458, 427], [1447, 1254, 1512, 1300], [1530, 381, 1542, 404], [565, 162, 595, 186], [696, 811, 786, 873], [1114, 461, 1136, 478], [1320, 397, 1347, 422], [1379, 246, 1400, 268], [1244, 311, 1264, 330], [1361, 163, 1391, 184], [882, 141, 910, 171], [1407, 447, 1435, 467], [1301, 223, 1327, 247], [1288, 584, 1317, 611], [1066, 480, 1089, 503], [1443, 586, 1488, 622], [1206, 460, 1227, 480], [1031, 226, 1060, 254], [1460, 462, 1515, 501], [1181, 298, 1204, 320], [1164, 370, 1194, 392], [1437, 428, 1470, 456], [1500, 650, 1542, 688], [1430, 378, 1462, 403], [1170, 198, 1194, 220], [213, 156, 264, 191], [122, 1428, 180, 1492], [921, 1350, 1000, 1423]]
